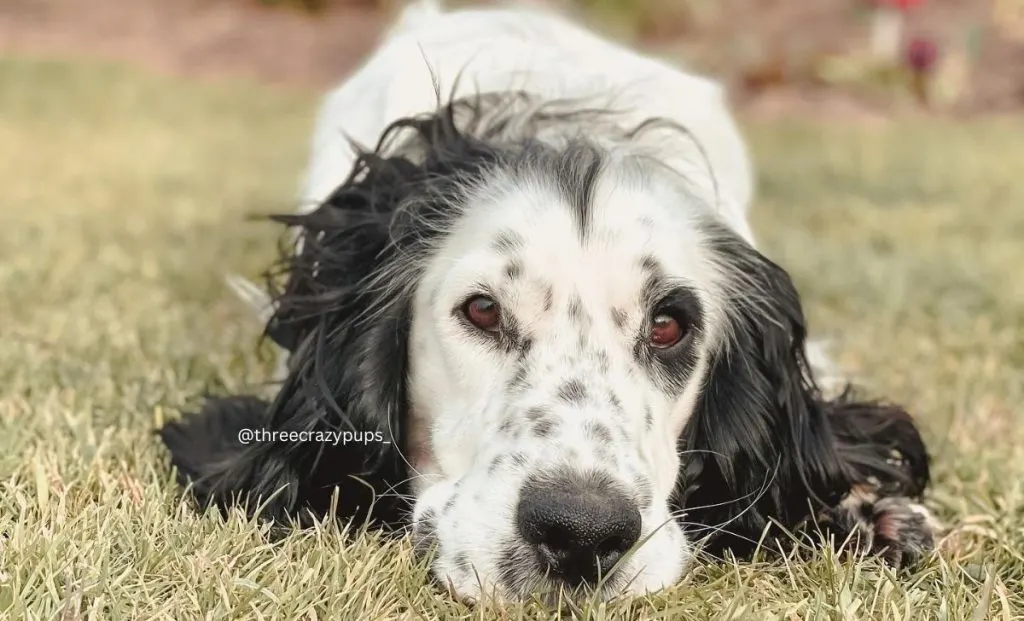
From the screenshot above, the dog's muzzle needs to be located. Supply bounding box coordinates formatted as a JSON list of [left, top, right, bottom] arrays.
[[515, 469, 642, 587]]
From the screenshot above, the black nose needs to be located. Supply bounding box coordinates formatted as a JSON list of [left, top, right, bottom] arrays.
[[515, 470, 642, 586]]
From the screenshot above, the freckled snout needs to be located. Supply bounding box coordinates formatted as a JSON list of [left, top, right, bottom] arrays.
[[516, 469, 641, 587]]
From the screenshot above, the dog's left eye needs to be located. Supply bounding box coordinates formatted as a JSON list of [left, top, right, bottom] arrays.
[[463, 295, 501, 332], [650, 313, 685, 348]]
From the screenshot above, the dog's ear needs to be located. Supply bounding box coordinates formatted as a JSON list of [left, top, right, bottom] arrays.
[[676, 226, 930, 558], [824, 395, 930, 498], [158, 300, 412, 529], [159, 138, 423, 529]]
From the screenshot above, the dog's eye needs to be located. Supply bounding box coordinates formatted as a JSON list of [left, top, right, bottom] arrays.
[[464, 296, 501, 332], [650, 313, 685, 348]]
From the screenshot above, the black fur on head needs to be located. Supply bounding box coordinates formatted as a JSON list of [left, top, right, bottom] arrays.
[[674, 222, 931, 559]]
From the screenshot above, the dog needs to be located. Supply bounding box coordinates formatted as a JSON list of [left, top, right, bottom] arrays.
[[159, 0, 937, 603]]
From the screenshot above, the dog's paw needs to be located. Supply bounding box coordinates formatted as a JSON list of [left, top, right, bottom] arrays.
[[862, 497, 937, 566], [816, 487, 939, 568]]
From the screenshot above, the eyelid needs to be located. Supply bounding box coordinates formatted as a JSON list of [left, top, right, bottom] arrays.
[[650, 288, 703, 327], [453, 291, 505, 338], [450, 285, 497, 316]]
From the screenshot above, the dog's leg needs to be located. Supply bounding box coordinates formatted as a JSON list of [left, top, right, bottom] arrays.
[[814, 398, 939, 567]]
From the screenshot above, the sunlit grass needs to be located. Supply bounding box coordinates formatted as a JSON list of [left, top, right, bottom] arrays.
[[0, 57, 1021, 619]]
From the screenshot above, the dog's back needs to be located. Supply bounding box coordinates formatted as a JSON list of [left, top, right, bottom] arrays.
[[299, 1, 754, 241]]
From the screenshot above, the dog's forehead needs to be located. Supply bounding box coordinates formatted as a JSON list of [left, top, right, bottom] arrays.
[[437, 165, 716, 306]]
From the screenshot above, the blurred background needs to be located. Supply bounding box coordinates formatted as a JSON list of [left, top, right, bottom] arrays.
[[2, 0, 1022, 119]]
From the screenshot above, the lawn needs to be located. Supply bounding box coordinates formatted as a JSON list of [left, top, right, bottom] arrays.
[[0, 57, 1022, 620]]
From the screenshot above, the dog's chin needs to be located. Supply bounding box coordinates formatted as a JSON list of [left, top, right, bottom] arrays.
[[435, 563, 686, 606], [417, 529, 692, 604], [432, 569, 633, 607]]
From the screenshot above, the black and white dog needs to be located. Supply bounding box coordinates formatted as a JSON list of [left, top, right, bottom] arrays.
[[160, 0, 936, 602]]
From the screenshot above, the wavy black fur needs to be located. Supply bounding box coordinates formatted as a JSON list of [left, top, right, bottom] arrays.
[[673, 224, 931, 559]]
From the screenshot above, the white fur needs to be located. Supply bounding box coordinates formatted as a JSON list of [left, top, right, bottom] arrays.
[[407, 164, 719, 598]]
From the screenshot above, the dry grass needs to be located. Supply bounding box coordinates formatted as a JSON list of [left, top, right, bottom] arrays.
[[0, 57, 1022, 620]]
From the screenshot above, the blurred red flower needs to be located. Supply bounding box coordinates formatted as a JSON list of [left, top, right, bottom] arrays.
[[906, 37, 940, 72], [870, 0, 925, 9]]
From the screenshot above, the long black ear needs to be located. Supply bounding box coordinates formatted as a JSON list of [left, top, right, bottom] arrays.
[[676, 225, 930, 559], [157, 290, 413, 530], [158, 127, 425, 531]]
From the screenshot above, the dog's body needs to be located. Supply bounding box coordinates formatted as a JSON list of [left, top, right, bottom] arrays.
[[160, 0, 935, 603]]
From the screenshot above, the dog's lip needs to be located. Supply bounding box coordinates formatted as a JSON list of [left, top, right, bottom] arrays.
[[420, 543, 633, 605]]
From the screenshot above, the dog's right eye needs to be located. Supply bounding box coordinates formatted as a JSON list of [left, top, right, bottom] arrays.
[[650, 313, 687, 349], [463, 296, 501, 332]]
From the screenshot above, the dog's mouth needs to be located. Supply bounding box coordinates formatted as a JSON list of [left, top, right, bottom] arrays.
[[503, 558, 635, 605], [411, 531, 638, 603], [427, 562, 632, 606]]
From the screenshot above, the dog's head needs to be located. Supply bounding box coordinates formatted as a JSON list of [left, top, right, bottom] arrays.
[[193, 93, 929, 602]]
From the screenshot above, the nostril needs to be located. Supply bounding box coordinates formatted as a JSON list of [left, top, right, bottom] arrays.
[[535, 541, 565, 568], [597, 534, 627, 557]]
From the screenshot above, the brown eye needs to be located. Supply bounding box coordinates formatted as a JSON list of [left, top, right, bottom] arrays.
[[650, 314, 685, 348], [464, 296, 501, 332]]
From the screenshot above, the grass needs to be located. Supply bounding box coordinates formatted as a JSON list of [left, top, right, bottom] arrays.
[[0, 56, 1022, 620]]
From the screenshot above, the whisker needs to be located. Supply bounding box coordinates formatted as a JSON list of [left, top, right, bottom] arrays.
[[661, 457, 781, 550]]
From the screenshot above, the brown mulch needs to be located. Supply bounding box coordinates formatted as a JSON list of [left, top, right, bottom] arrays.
[[0, 0, 384, 87], [1, 0, 1021, 118]]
